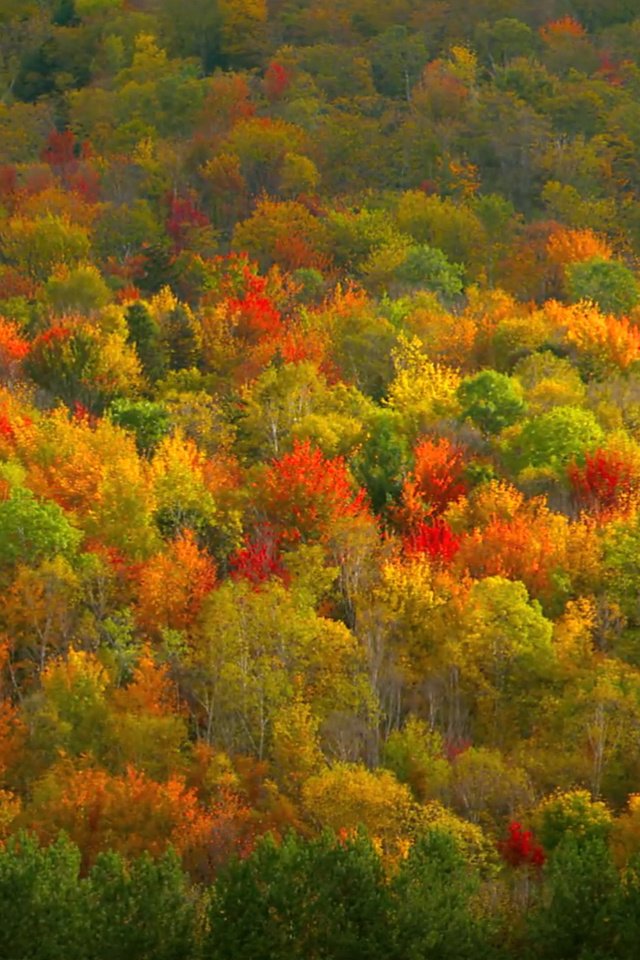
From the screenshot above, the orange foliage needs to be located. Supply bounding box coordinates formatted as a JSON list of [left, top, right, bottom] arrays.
[[540, 17, 587, 43], [455, 508, 569, 602], [546, 228, 613, 268], [398, 437, 467, 528], [112, 650, 181, 717], [24, 763, 215, 870], [261, 439, 371, 542], [198, 73, 255, 140], [0, 318, 29, 379], [498, 221, 565, 302], [135, 531, 217, 637], [19, 410, 107, 515], [0, 640, 26, 779], [552, 300, 640, 371]]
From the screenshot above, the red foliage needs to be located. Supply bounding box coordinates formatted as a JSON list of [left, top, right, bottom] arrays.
[[278, 328, 338, 381], [34, 324, 72, 348], [230, 523, 288, 585], [444, 738, 471, 761], [568, 448, 639, 515], [166, 193, 210, 250], [0, 412, 14, 442], [116, 284, 141, 303], [0, 266, 39, 301], [499, 821, 545, 869], [0, 165, 17, 200], [262, 439, 371, 542], [41, 130, 77, 170], [228, 270, 283, 343], [597, 53, 624, 86], [264, 61, 292, 101], [403, 519, 461, 564], [73, 401, 92, 423], [0, 318, 29, 369], [66, 164, 101, 203], [399, 437, 467, 526]]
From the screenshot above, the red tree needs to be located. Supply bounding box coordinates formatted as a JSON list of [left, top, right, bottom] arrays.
[[568, 448, 639, 515], [403, 519, 461, 564], [399, 437, 467, 527], [499, 821, 545, 869], [261, 439, 371, 542]]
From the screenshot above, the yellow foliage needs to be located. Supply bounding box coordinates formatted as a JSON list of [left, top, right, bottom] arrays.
[[386, 334, 460, 430], [553, 597, 598, 667], [302, 762, 417, 845]]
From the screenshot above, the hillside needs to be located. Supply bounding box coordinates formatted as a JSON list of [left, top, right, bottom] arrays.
[[2, 1, 640, 957]]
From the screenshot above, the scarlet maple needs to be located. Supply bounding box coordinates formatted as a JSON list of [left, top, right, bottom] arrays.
[[261, 439, 371, 542], [403, 519, 461, 564], [230, 523, 288, 585], [568, 448, 640, 516], [398, 437, 467, 527], [499, 821, 545, 869]]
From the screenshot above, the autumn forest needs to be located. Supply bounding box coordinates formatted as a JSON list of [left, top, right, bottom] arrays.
[[3, 0, 640, 957]]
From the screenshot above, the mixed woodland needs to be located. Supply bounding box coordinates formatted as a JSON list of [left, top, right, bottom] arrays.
[[4, 0, 640, 956]]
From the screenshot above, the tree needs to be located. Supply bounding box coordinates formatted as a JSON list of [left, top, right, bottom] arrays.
[[0, 832, 85, 960], [135, 530, 217, 638], [391, 830, 500, 960], [0, 214, 91, 282], [232, 198, 328, 271], [567, 257, 640, 315], [457, 370, 526, 435], [86, 849, 198, 960], [185, 578, 372, 756], [207, 831, 391, 960], [458, 577, 555, 745], [259, 439, 372, 544], [503, 406, 604, 475], [0, 472, 81, 569], [302, 763, 418, 849], [527, 834, 620, 960], [21, 763, 214, 870], [398, 436, 467, 527]]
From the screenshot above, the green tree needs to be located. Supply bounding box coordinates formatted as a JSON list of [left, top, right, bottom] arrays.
[[0, 832, 85, 960], [0, 470, 81, 569], [527, 834, 620, 960], [86, 849, 198, 960], [391, 829, 501, 960], [567, 257, 640, 316], [125, 301, 168, 384], [503, 406, 604, 474], [207, 831, 391, 960], [109, 399, 171, 455], [457, 369, 526, 436]]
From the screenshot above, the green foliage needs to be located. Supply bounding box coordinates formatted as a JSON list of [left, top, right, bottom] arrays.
[[457, 369, 526, 435], [109, 398, 171, 455], [0, 832, 85, 960], [125, 301, 168, 383], [391, 830, 502, 960], [207, 831, 391, 960], [85, 849, 197, 960], [504, 406, 604, 473], [527, 835, 620, 960], [567, 257, 640, 316], [394, 244, 465, 302], [0, 475, 81, 568]]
